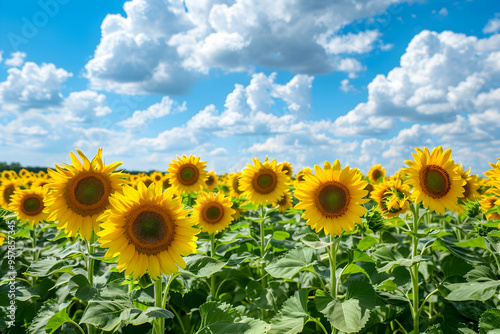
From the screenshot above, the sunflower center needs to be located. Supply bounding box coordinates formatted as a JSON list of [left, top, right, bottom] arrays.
[[206, 175, 215, 186], [315, 182, 350, 217], [178, 165, 199, 185], [132, 211, 167, 245], [297, 175, 306, 182], [277, 195, 287, 206], [202, 203, 224, 224], [372, 170, 383, 181], [252, 170, 278, 194], [22, 196, 44, 215], [283, 166, 292, 176], [232, 177, 243, 195], [4, 187, 14, 204], [461, 179, 470, 199], [422, 165, 450, 198], [74, 176, 105, 205]]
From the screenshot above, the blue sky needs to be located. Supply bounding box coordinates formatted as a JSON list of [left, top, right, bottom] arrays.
[[1, 0, 499, 174]]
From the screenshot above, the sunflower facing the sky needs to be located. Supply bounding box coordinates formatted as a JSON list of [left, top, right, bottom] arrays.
[[404, 147, 464, 214], [43, 149, 124, 239], [9, 187, 49, 226], [191, 191, 235, 234], [240, 157, 289, 206], [98, 182, 198, 280], [167, 155, 207, 194], [367, 164, 386, 184], [294, 160, 369, 236]]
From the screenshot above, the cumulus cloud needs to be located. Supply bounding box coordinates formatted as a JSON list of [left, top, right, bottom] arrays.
[[118, 96, 187, 129], [62, 90, 112, 122], [4, 51, 27, 67], [0, 61, 72, 112], [484, 16, 500, 34], [85, 0, 402, 94]]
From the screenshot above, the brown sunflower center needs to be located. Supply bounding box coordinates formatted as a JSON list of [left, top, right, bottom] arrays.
[[282, 166, 292, 176], [252, 170, 278, 194], [126, 205, 176, 255], [206, 175, 215, 186], [3, 186, 14, 204], [371, 169, 383, 181], [421, 165, 450, 198], [297, 174, 306, 182], [74, 176, 105, 205], [22, 195, 44, 216], [232, 177, 243, 195], [65, 172, 112, 217], [315, 182, 350, 217], [202, 203, 224, 224], [461, 179, 470, 199], [277, 195, 288, 206], [178, 164, 199, 185], [154, 175, 162, 181]]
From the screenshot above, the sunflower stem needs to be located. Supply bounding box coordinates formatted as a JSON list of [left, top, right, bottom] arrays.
[[328, 235, 338, 298], [154, 277, 165, 334], [259, 205, 268, 321], [210, 232, 217, 300], [31, 226, 38, 286], [410, 204, 421, 334]]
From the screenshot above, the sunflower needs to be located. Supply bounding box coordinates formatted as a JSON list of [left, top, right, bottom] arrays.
[[296, 167, 313, 183], [150, 171, 164, 183], [404, 147, 464, 214], [484, 159, 500, 182], [98, 182, 198, 280], [479, 195, 500, 221], [367, 164, 386, 184], [191, 191, 234, 234], [204, 171, 219, 191], [456, 164, 479, 202], [9, 187, 49, 226], [294, 161, 369, 236], [0, 232, 5, 246], [240, 157, 289, 206], [32, 177, 50, 190], [371, 173, 410, 218], [43, 149, 123, 239], [272, 188, 294, 212], [228, 172, 244, 198], [0, 180, 19, 208], [278, 162, 293, 179], [324, 161, 332, 170], [167, 155, 207, 194], [140, 175, 154, 188], [1, 170, 18, 180]]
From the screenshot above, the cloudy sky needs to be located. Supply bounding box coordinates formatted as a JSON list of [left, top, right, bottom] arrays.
[[0, 0, 499, 174]]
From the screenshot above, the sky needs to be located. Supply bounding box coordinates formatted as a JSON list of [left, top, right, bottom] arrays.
[[0, 0, 499, 175]]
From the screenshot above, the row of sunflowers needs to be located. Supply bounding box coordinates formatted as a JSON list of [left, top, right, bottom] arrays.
[[1, 147, 500, 334]]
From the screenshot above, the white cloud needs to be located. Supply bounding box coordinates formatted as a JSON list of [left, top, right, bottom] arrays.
[[484, 16, 500, 34], [4, 51, 27, 67], [0, 51, 3, 64], [340, 79, 355, 93], [62, 90, 112, 122], [85, 0, 404, 94], [0, 61, 72, 112], [438, 8, 448, 16], [118, 96, 186, 129]]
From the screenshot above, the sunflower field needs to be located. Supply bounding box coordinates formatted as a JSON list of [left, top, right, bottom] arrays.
[[2, 147, 500, 334]]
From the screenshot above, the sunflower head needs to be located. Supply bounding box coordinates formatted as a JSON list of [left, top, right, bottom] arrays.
[[367, 164, 386, 184], [456, 164, 479, 201], [240, 157, 289, 206], [404, 147, 465, 214], [228, 172, 244, 199], [296, 167, 313, 183], [272, 188, 294, 212], [43, 148, 124, 239], [9, 186, 49, 226], [167, 155, 207, 194], [371, 174, 410, 218], [98, 182, 198, 280], [278, 162, 293, 179], [479, 195, 500, 221], [192, 191, 235, 234], [294, 161, 369, 236], [0, 180, 19, 207], [204, 171, 219, 191], [150, 171, 164, 182]]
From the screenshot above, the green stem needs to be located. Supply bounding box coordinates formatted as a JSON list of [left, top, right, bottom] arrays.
[[328, 235, 338, 298], [417, 288, 439, 316], [308, 318, 329, 334], [411, 204, 420, 334], [86, 232, 97, 334], [170, 306, 186, 334], [259, 205, 267, 321], [154, 277, 165, 334], [31, 226, 38, 286], [161, 274, 174, 310], [210, 233, 217, 300], [68, 319, 86, 334]]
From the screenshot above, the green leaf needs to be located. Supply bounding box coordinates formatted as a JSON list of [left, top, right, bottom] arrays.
[[269, 289, 310, 334], [316, 281, 377, 333], [300, 233, 332, 249], [341, 264, 370, 283], [197, 301, 270, 334], [466, 266, 497, 282], [273, 231, 291, 241], [180, 255, 227, 278], [265, 247, 318, 279], [442, 256, 474, 280], [356, 236, 379, 251], [455, 237, 487, 250], [68, 274, 97, 302], [25, 257, 74, 277], [480, 309, 500, 334], [443, 280, 500, 301], [432, 237, 485, 264], [80, 297, 135, 331], [46, 308, 73, 334], [28, 301, 59, 334]]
